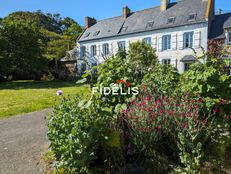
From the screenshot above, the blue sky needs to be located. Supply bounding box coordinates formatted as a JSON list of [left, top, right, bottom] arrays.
[[0, 0, 230, 26]]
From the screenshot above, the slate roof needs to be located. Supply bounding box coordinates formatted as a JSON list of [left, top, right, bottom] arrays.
[[79, 0, 208, 42], [209, 13, 231, 40]]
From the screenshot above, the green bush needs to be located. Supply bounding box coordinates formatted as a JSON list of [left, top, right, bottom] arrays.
[[47, 96, 125, 173], [48, 42, 231, 173]]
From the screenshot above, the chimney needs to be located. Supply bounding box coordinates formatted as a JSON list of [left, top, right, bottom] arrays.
[[160, 0, 169, 11], [122, 6, 131, 18], [85, 16, 97, 29]]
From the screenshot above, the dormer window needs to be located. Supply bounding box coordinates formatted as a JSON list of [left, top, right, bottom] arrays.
[[93, 31, 100, 36], [167, 17, 175, 24], [146, 21, 154, 29], [188, 14, 196, 21], [84, 33, 90, 38], [121, 26, 128, 32]]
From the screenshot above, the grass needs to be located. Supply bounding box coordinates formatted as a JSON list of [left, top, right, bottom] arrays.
[[0, 80, 90, 119]]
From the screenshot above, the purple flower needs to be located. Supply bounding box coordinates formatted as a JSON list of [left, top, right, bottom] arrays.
[[56, 90, 63, 96]]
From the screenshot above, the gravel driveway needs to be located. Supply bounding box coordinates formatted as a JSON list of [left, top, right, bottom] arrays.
[[0, 109, 51, 174]]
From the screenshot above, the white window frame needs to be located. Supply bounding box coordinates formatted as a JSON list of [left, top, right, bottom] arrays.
[[102, 43, 109, 56], [162, 35, 171, 51], [143, 37, 152, 45], [183, 32, 194, 49], [162, 59, 171, 65], [80, 46, 86, 58], [184, 62, 192, 72], [118, 41, 126, 51], [228, 32, 231, 43], [91, 45, 97, 57]]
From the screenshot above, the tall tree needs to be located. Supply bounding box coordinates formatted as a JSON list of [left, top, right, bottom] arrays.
[[0, 20, 46, 80]]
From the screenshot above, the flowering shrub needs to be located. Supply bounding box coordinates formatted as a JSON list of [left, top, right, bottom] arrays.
[[48, 42, 231, 173], [119, 87, 213, 173]]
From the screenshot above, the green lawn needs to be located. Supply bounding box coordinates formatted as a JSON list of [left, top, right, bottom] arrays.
[[0, 80, 90, 119]]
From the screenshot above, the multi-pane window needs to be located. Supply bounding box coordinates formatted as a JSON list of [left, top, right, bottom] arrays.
[[118, 41, 126, 51], [80, 46, 86, 57], [167, 17, 175, 24], [162, 35, 171, 51], [143, 37, 152, 45], [91, 63, 97, 74], [188, 14, 196, 21], [224, 66, 231, 76], [162, 59, 171, 65], [184, 63, 192, 71], [81, 63, 87, 73], [91, 45, 97, 57], [102, 43, 109, 56], [184, 32, 194, 48], [229, 32, 231, 43], [146, 21, 154, 29]]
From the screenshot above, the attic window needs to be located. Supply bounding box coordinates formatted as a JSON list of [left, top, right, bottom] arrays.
[[121, 26, 128, 32], [93, 31, 100, 36], [188, 14, 196, 21], [84, 33, 90, 38], [167, 17, 175, 24], [146, 21, 154, 28]]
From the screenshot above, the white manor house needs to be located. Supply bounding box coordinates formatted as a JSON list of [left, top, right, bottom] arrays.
[[76, 0, 230, 74]]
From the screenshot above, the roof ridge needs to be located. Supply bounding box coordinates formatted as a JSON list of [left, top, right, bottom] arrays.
[[96, 2, 179, 23], [97, 15, 122, 22]]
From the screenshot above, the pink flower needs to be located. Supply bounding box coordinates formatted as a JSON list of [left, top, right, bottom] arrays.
[[182, 123, 187, 129], [213, 109, 219, 114], [198, 98, 203, 103], [157, 125, 161, 132], [194, 105, 199, 109], [202, 118, 207, 125], [220, 99, 225, 105], [56, 90, 63, 96]]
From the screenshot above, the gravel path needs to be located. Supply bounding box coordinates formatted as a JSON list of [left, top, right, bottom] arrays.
[[0, 109, 51, 174]]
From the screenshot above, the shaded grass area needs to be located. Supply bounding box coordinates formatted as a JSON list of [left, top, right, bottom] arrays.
[[0, 80, 90, 119]]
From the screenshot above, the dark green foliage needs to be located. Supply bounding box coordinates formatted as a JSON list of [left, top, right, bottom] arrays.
[[0, 11, 83, 81], [0, 21, 46, 80], [143, 64, 180, 95], [179, 57, 231, 111]]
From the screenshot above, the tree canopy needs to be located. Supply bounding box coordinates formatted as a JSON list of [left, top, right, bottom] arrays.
[[0, 11, 83, 81]]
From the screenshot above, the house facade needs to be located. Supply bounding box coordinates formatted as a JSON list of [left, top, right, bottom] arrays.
[[208, 12, 231, 75], [77, 0, 215, 74]]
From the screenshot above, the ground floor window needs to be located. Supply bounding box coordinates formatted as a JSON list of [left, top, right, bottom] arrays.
[[81, 63, 87, 73], [224, 66, 231, 76], [162, 59, 171, 65], [91, 63, 97, 74], [184, 63, 192, 71]]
